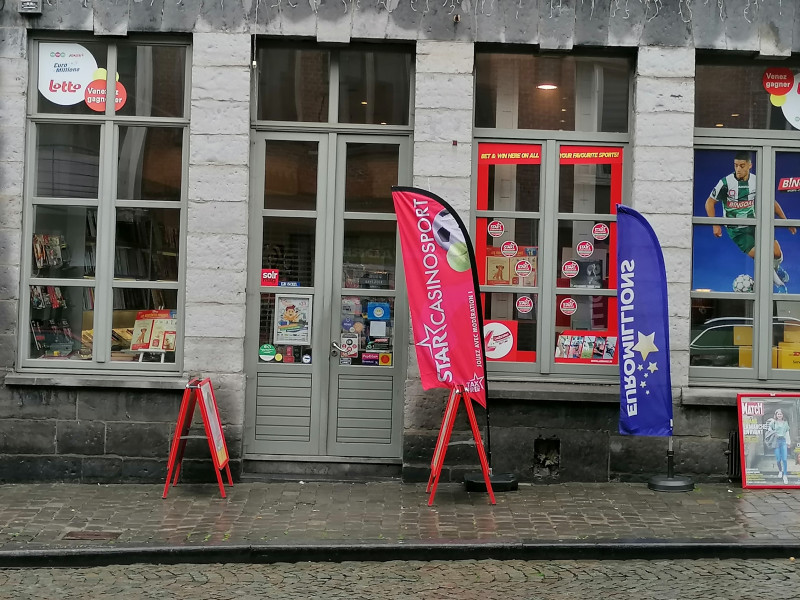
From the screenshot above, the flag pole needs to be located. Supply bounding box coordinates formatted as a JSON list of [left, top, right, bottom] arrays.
[[647, 436, 694, 492]]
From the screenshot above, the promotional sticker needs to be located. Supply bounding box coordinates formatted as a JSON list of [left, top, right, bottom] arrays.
[[379, 353, 393, 366], [340, 333, 358, 358], [261, 269, 279, 286], [483, 322, 514, 360], [367, 302, 391, 321], [515, 259, 533, 277], [488, 220, 505, 237], [591, 223, 609, 241], [576, 240, 594, 258], [562, 260, 579, 278], [501, 241, 519, 257], [258, 344, 276, 362], [516, 296, 534, 314], [559, 297, 578, 315], [38, 43, 97, 106], [361, 352, 380, 366]]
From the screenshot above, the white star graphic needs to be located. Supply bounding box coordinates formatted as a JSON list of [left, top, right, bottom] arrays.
[[640, 381, 647, 388], [637, 364, 643, 371], [632, 331, 658, 361], [647, 362, 658, 374]]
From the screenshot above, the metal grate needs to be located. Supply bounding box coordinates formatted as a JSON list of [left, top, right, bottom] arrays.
[[62, 530, 121, 541], [725, 429, 741, 481]]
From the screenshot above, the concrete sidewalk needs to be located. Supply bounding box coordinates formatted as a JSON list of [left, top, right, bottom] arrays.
[[1, 480, 800, 566]]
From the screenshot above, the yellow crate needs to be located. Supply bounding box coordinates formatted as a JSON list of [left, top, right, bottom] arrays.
[[739, 346, 778, 368], [733, 326, 753, 346], [785, 325, 800, 343], [778, 343, 800, 369]]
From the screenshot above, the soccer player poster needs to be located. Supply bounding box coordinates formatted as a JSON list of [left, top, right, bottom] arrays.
[[693, 149, 799, 294]]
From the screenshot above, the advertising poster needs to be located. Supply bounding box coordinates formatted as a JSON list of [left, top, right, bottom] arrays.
[[693, 149, 800, 293], [131, 309, 176, 351], [739, 393, 800, 488], [274, 294, 312, 345], [554, 331, 617, 364]]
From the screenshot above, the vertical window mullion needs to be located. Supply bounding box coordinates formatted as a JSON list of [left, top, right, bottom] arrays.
[[539, 139, 559, 375], [756, 147, 774, 379]]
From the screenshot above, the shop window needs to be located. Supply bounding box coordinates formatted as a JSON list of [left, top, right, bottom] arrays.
[[23, 38, 189, 370], [255, 43, 411, 126], [475, 53, 631, 132]]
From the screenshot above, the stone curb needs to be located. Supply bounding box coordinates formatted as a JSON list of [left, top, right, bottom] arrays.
[[1, 540, 799, 567]]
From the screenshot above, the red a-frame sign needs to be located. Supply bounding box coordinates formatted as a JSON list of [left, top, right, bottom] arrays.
[[427, 385, 495, 506], [163, 378, 233, 499]]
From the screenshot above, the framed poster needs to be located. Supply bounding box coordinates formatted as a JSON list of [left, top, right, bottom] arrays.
[[273, 294, 312, 345], [738, 393, 800, 488]]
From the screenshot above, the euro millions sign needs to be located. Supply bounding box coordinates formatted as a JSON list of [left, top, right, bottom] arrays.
[[616, 206, 673, 437], [392, 187, 488, 407]]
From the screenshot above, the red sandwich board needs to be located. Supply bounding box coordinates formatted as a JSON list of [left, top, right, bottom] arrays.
[[163, 378, 233, 499], [427, 385, 495, 506]]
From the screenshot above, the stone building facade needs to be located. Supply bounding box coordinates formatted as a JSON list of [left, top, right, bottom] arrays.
[[1, 0, 799, 484]]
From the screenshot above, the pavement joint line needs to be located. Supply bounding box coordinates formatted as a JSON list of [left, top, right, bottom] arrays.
[[1, 540, 800, 567]]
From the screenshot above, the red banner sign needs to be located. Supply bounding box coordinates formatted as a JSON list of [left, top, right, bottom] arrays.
[[392, 187, 487, 407]]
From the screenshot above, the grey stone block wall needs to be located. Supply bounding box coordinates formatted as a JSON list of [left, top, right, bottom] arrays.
[[0, 386, 241, 482]]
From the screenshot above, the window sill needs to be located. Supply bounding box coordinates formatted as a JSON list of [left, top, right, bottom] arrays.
[[681, 386, 798, 407], [488, 380, 619, 403], [4, 372, 189, 390]]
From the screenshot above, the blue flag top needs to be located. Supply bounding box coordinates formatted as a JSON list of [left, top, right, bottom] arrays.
[[617, 206, 673, 437]]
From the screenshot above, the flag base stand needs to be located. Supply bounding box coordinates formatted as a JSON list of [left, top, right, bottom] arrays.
[[464, 471, 518, 492], [647, 446, 694, 492]]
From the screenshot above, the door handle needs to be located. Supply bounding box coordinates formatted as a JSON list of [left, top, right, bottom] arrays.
[[331, 341, 345, 355]]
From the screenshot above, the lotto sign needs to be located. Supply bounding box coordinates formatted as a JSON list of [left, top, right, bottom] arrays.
[[488, 220, 505, 237], [38, 43, 98, 106], [592, 223, 609, 240], [501, 241, 519, 257], [261, 269, 279, 286], [515, 259, 533, 277], [576, 240, 594, 258], [516, 296, 533, 314], [763, 67, 794, 95], [559, 297, 577, 315], [562, 260, 579, 278]]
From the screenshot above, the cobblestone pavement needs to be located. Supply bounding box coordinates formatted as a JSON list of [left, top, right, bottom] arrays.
[[1, 481, 800, 558], [0, 558, 797, 599]]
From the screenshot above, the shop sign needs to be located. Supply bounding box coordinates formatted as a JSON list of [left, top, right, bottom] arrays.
[[515, 296, 533, 314], [515, 259, 533, 277], [592, 223, 609, 240], [488, 220, 505, 237], [258, 344, 276, 362], [559, 297, 578, 315], [576, 240, 594, 258], [562, 260, 579, 278], [500, 241, 518, 257], [763, 67, 794, 95], [483, 322, 514, 359], [38, 43, 97, 106], [261, 269, 279, 286]]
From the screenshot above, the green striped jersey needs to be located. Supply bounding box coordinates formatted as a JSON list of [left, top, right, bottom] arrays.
[[710, 173, 756, 220]]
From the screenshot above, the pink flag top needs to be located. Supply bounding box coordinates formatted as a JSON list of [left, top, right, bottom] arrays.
[[392, 187, 487, 407]]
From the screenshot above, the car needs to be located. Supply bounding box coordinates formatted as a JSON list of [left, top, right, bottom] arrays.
[[689, 316, 800, 367]]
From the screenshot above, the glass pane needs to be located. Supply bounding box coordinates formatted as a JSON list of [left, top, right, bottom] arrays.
[[693, 149, 758, 218], [344, 144, 399, 213], [118, 127, 183, 201], [696, 63, 800, 131], [555, 294, 613, 332], [258, 293, 314, 365], [558, 163, 613, 213], [116, 45, 186, 118], [337, 295, 394, 367], [692, 225, 756, 293], [481, 163, 540, 212], [256, 47, 330, 122], [476, 218, 538, 286], [342, 220, 396, 290], [774, 225, 799, 294], [28, 285, 91, 360], [264, 140, 318, 211], [475, 54, 631, 132], [37, 41, 107, 115], [775, 152, 800, 220], [36, 124, 101, 198], [262, 217, 316, 287], [31, 206, 97, 279], [114, 208, 180, 282], [690, 297, 753, 367], [482, 292, 537, 362], [338, 50, 410, 125], [774, 300, 800, 370], [557, 221, 612, 290], [109, 290, 178, 362]]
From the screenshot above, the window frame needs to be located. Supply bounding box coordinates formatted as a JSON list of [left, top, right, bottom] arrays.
[[19, 34, 191, 373], [472, 50, 633, 382]]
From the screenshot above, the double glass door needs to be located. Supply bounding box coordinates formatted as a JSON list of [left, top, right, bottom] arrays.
[[245, 132, 409, 459]]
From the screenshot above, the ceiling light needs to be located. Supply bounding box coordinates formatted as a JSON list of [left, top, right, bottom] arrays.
[[715, 123, 724, 127], [731, 113, 740, 117], [361, 101, 368, 105], [537, 84, 557, 90], [561, 108, 567, 112]]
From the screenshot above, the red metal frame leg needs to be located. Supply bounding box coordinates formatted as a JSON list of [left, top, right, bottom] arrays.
[[463, 388, 496, 505]]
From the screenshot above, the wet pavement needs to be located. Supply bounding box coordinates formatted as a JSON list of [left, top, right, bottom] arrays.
[[1, 480, 799, 565]]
